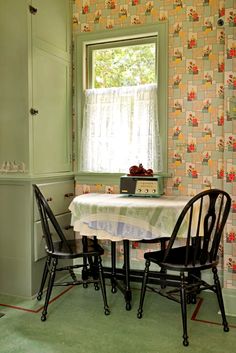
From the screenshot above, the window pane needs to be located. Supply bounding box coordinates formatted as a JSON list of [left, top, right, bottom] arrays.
[[92, 43, 156, 88], [81, 84, 161, 173]]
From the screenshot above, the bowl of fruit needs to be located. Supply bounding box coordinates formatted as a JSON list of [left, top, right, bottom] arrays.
[[128, 164, 153, 177]]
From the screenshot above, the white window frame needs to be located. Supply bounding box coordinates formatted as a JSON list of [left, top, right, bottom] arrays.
[[75, 23, 168, 184]]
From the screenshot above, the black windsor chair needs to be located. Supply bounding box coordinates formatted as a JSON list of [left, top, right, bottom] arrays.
[[137, 189, 231, 346], [33, 184, 110, 321]]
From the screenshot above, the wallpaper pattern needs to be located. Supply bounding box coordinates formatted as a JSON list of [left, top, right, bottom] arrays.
[[73, 0, 236, 289]]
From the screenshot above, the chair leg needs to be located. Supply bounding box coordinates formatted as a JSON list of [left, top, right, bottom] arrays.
[[180, 273, 189, 347], [212, 267, 229, 332], [37, 256, 51, 301], [68, 268, 77, 282], [137, 259, 150, 319], [187, 270, 201, 304], [97, 255, 110, 315], [81, 237, 89, 287], [92, 255, 100, 291], [160, 267, 167, 289], [82, 255, 89, 288], [41, 258, 57, 322]]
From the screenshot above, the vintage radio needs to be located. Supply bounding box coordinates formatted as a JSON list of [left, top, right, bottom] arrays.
[[120, 175, 164, 197]]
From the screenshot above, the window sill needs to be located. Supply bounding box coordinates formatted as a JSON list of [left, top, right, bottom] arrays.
[[74, 171, 170, 185], [75, 172, 123, 185]]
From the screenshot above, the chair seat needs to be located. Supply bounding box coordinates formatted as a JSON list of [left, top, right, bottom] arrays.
[[144, 246, 219, 272], [46, 238, 104, 259]]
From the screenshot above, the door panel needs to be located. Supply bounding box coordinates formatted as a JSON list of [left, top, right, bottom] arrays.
[[32, 47, 72, 174], [32, 0, 71, 60]]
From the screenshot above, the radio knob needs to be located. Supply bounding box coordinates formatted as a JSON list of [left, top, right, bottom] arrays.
[[145, 189, 148, 193], [138, 189, 141, 192], [153, 189, 156, 193]]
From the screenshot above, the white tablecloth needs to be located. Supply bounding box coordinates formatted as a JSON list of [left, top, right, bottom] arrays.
[[69, 193, 190, 241]]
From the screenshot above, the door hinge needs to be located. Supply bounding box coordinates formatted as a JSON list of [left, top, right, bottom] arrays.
[[30, 108, 39, 116], [29, 5, 38, 15], [69, 42, 74, 54], [70, 152, 76, 162]]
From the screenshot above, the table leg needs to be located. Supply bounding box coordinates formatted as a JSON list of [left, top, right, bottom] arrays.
[[123, 240, 132, 310], [111, 241, 117, 293], [110, 240, 132, 310]]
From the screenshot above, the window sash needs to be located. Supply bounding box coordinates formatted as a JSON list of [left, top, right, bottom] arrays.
[[80, 84, 162, 173], [86, 36, 158, 89]]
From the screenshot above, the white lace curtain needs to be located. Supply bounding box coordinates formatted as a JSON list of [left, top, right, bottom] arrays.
[[80, 83, 162, 173]]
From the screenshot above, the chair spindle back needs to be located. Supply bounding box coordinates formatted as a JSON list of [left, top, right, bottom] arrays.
[[33, 184, 72, 253], [163, 189, 231, 267]]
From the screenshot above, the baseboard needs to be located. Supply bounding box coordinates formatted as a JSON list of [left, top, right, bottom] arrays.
[[222, 288, 236, 317]]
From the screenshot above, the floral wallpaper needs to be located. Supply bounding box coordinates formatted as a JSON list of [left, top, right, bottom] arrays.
[[73, 0, 236, 290]]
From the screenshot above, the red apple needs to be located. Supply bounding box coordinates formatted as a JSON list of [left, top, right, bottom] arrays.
[[129, 165, 139, 175], [146, 169, 153, 176]]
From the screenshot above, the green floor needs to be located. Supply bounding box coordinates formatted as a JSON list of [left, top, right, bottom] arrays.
[[0, 282, 236, 353]]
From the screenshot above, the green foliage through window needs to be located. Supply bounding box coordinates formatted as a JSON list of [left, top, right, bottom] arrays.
[[93, 43, 156, 88]]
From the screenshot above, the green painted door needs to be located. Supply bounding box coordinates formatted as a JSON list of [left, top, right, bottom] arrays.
[[0, 1, 30, 170], [31, 0, 72, 174]]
